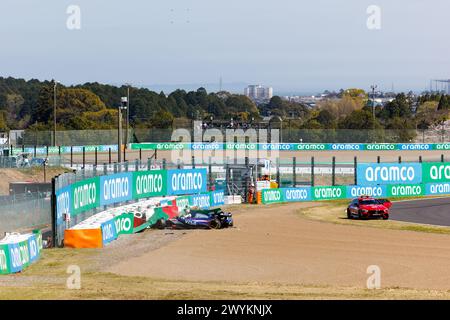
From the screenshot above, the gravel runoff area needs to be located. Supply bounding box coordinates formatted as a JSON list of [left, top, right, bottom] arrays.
[[109, 200, 450, 291], [3, 200, 450, 298]]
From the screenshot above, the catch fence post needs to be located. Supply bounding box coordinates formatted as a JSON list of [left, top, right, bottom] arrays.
[[51, 177, 57, 248], [293, 157, 297, 188], [192, 156, 195, 169], [311, 156, 315, 187], [34, 145, 37, 158], [441, 154, 445, 163], [354, 156, 357, 186], [70, 146, 73, 167], [208, 157, 212, 190], [108, 148, 112, 164], [162, 158, 167, 170], [398, 156, 402, 164], [147, 157, 151, 171], [95, 147, 98, 167], [377, 156, 380, 163], [245, 157, 249, 203], [276, 158, 280, 187], [82, 147, 85, 169], [135, 159, 139, 172], [419, 155, 422, 163], [332, 156, 336, 186], [139, 148, 142, 161]]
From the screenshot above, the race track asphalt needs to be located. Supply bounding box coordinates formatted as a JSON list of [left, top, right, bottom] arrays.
[[390, 197, 450, 226]]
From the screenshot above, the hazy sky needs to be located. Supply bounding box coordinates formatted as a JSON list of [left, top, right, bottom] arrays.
[[0, 0, 448, 93]]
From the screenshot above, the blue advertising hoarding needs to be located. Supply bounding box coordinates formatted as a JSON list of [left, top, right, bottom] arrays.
[[346, 185, 387, 198], [425, 182, 450, 196], [357, 163, 422, 185], [100, 172, 132, 206], [101, 220, 118, 245], [56, 185, 72, 226], [210, 190, 225, 207], [167, 169, 207, 195], [190, 193, 211, 209], [282, 187, 312, 202]]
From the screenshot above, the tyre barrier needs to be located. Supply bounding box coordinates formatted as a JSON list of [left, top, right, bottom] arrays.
[[0, 230, 43, 275], [64, 190, 226, 248]]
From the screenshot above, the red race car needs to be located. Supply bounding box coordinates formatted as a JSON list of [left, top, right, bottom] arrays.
[[346, 196, 392, 220]]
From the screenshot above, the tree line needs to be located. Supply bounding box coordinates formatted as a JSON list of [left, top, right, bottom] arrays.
[[0, 77, 449, 141]]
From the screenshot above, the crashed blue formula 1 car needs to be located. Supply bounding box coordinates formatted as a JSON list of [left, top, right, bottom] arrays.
[[166, 208, 233, 229]]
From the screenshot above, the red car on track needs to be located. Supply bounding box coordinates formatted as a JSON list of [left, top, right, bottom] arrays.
[[346, 196, 392, 220]]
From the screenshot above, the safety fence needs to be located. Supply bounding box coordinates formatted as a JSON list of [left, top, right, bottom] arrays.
[[262, 161, 450, 204], [131, 142, 450, 151], [0, 230, 43, 275], [0, 193, 51, 237]]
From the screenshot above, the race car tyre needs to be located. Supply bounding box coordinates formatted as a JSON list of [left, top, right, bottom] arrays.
[[210, 218, 222, 229], [347, 209, 352, 219], [155, 218, 166, 229], [358, 210, 363, 219], [382, 215, 389, 220]]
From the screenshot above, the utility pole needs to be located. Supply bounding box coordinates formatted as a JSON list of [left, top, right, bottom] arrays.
[[370, 85, 377, 128], [124, 84, 131, 148], [118, 97, 128, 163]]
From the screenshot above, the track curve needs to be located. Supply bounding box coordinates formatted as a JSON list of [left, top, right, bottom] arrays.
[[390, 197, 450, 226]]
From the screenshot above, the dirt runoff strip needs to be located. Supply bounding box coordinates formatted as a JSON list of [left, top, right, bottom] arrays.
[[108, 202, 450, 291]]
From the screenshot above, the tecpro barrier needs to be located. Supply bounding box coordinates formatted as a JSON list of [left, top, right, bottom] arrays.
[[55, 168, 208, 246], [64, 190, 225, 248], [131, 142, 450, 151], [0, 230, 43, 275]]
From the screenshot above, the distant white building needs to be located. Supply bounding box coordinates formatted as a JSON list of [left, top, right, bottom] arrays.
[[244, 85, 273, 101]]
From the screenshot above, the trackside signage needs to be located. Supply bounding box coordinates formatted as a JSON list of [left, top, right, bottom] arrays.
[[101, 220, 117, 245], [132, 170, 166, 199], [387, 184, 424, 197], [100, 173, 132, 206], [346, 185, 387, 198], [313, 186, 346, 201], [357, 163, 422, 185], [71, 177, 100, 216], [422, 162, 450, 183], [425, 183, 450, 196], [210, 190, 225, 207], [282, 187, 311, 202], [262, 189, 283, 204], [0, 245, 9, 275], [167, 169, 207, 195], [190, 193, 211, 209], [114, 214, 134, 235], [56, 185, 71, 226]]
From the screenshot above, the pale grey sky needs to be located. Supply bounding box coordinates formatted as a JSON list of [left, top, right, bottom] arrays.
[[0, 0, 448, 93]]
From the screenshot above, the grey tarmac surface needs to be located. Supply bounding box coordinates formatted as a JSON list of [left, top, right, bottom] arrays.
[[390, 197, 450, 226]]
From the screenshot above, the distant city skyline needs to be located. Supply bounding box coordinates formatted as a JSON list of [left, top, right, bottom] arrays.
[[0, 0, 448, 93]]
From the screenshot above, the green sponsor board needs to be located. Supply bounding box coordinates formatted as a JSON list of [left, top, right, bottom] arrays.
[[18, 241, 30, 269], [434, 144, 450, 150], [262, 189, 283, 204], [422, 162, 450, 183], [71, 177, 100, 216], [0, 244, 9, 275], [387, 184, 425, 197], [114, 213, 134, 235], [312, 186, 347, 201], [175, 196, 190, 211], [132, 170, 167, 199], [149, 207, 169, 225], [33, 230, 43, 252]]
